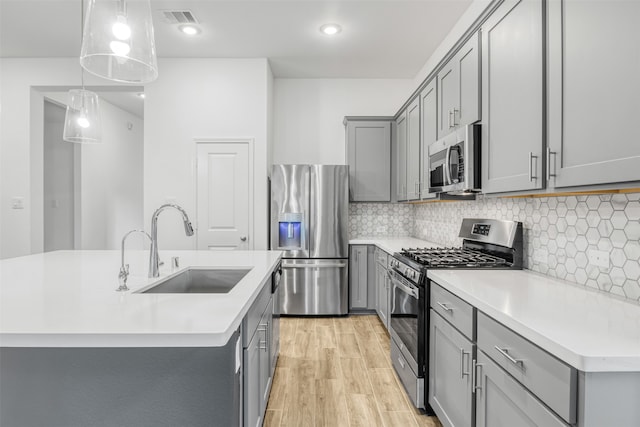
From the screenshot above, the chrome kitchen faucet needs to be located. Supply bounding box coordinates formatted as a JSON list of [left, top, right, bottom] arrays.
[[149, 204, 194, 278]]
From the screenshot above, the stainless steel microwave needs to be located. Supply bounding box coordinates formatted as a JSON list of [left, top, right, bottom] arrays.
[[428, 124, 481, 195]]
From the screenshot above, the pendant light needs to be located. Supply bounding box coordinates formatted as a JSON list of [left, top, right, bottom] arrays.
[[80, 0, 158, 83], [63, 0, 101, 144]]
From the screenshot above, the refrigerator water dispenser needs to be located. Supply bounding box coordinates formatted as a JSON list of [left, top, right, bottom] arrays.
[[278, 213, 304, 250]]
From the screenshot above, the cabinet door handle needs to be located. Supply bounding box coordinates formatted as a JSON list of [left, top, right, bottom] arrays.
[[546, 147, 556, 181], [494, 346, 524, 369], [437, 302, 453, 313], [397, 356, 406, 369], [460, 348, 470, 378], [473, 360, 483, 392], [448, 110, 453, 128], [258, 323, 269, 351], [452, 108, 459, 127], [528, 152, 538, 182]]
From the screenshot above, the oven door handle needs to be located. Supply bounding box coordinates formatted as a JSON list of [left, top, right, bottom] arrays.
[[387, 270, 419, 299]]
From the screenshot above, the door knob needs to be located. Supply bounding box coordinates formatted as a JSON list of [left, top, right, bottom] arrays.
[[240, 236, 247, 242]]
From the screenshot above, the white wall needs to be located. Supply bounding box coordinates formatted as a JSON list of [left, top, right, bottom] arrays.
[[273, 78, 413, 165], [409, 0, 493, 96], [79, 98, 144, 250], [1, 57, 271, 258], [144, 58, 270, 251], [0, 58, 124, 259], [43, 100, 75, 252]]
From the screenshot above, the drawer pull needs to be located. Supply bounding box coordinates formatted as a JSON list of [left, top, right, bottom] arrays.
[[494, 346, 524, 369], [437, 302, 454, 313]]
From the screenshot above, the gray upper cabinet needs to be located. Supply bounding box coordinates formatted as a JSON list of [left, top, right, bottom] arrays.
[[547, 0, 640, 189], [345, 119, 392, 202], [420, 80, 438, 200], [406, 98, 421, 201], [437, 31, 481, 140], [396, 111, 408, 201], [481, 0, 544, 194]]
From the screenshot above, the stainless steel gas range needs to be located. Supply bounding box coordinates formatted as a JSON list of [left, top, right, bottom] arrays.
[[388, 218, 524, 411]]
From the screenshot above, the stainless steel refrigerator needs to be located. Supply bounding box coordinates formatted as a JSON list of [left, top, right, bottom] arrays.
[[270, 164, 349, 315]]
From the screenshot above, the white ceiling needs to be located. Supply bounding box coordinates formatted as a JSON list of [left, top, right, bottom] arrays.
[[0, 0, 472, 78]]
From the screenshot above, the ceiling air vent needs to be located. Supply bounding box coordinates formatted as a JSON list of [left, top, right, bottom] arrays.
[[160, 10, 199, 25]]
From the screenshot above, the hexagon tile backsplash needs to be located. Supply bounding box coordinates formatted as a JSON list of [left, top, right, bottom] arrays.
[[413, 193, 640, 304], [349, 203, 414, 238]]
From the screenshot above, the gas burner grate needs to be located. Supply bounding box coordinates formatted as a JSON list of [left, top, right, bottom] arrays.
[[399, 247, 508, 268]]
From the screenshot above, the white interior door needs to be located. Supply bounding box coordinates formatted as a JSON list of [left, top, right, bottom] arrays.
[[196, 141, 253, 250]]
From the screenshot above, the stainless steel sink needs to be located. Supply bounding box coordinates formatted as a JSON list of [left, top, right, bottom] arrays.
[[139, 268, 251, 294]]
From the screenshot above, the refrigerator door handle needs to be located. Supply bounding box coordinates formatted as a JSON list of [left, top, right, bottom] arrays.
[[308, 165, 315, 255], [282, 262, 347, 269]]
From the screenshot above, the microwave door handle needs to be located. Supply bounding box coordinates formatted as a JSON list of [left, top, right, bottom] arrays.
[[444, 146, 452, 185], [449, 146, 460, 184]]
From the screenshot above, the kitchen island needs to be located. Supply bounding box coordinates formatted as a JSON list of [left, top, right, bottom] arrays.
[[0, 250, 282, 427]]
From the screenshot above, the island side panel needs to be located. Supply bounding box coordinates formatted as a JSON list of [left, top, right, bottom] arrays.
[[0, 330, 241, 427], [578, 371, 640, 427]]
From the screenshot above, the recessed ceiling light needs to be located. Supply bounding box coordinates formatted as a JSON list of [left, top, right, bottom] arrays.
[[320, 23, 342, 36], [137, 93, 146, 99], [179, 24, 201, 36]]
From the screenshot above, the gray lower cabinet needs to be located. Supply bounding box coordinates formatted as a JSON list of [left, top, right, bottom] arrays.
[[547, 0, 640, 188], [481, 0, 544, 194], [244, 328, 262, 427], [429, 280, 577, 427], [475, 351, 569, 427], [345, 118, 392, 202], [349, 245, 376, 311], [429, 310, 474, 427], [374, 248, 390, 329], [243, 282, 274, 427], [396, 111, 408, 201]]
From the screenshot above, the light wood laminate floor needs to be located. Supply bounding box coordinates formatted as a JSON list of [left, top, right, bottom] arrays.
[[264, 315, 442, 427]]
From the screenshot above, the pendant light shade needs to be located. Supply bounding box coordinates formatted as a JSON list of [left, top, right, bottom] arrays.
[[80, 0, 158, 83], [63, 89, 102, 144]]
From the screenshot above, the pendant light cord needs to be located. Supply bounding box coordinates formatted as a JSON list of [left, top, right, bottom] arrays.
[[80, 0, 85, 89]]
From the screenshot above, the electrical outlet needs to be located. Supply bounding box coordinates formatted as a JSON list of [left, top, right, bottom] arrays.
[[11, 197, 24, 209], [588, 249, 610, 268]]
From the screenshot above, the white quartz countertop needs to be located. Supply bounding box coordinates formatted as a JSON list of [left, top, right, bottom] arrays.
[[428, 269, 640, 372], [0, 250, 282, 348], [349, 237, 440, 255]]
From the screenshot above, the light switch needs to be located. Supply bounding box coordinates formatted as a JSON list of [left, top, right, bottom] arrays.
[[11, 197, 24, 209]]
